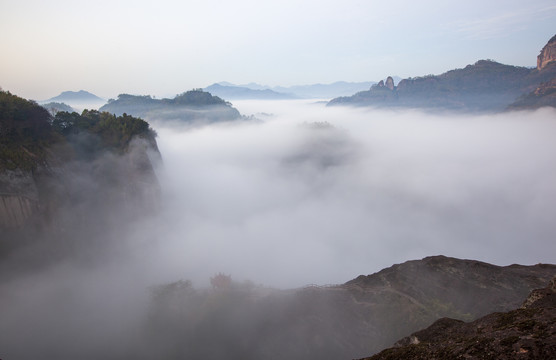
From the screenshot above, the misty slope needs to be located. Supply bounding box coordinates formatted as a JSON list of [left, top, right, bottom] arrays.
[[143, 256, 556, 360], [329, 34, 556, 112], [0, 90, 160, 263], [507, 77, 556, 110], [40, 101, 75, 115], [99, 89, 242, 125], [362, 276, 556, 360]]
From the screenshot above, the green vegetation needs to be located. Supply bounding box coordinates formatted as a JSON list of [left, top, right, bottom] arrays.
[[52, 110, 154, 153], [0, 91, 59, 170], [166, 89, 230, 106], [99, 89, 241, 122], [0, 90, 156, 171]]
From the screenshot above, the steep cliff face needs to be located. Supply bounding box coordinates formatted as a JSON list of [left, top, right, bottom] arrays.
[[0, 195, 39, 228], [0, 169, 39, 228], [537, 34, 556, 70], [0, 91, 161, 256]]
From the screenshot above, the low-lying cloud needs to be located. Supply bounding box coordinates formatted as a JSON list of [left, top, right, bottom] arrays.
[[151, 101, 556, 288], [1, 100, 556, 359]]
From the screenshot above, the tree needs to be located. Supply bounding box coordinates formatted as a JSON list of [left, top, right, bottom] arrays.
[[210, 273, 232, 290]]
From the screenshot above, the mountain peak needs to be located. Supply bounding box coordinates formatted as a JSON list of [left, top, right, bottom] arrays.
[[45, 90, 104, 103], [537, 33, 556, 70]]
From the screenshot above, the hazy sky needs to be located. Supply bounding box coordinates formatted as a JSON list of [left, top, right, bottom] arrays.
[[1, 0, 555, 100]]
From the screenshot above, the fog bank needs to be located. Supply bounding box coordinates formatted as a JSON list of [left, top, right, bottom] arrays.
[[2, 100, 556, 359], [151, 100, 556, 288]]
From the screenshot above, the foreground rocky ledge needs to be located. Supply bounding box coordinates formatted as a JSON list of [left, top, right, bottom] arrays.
[[361, 276, 556, 360]]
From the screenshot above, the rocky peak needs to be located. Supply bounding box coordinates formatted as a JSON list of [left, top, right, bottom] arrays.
[[385, 76, 395, 90], [537, 34, 556, 70], [372, 77, 395, 91]]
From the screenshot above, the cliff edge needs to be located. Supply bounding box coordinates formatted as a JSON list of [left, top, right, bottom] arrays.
[[0, 90, 161, 258], [537, 34, 556, 70]]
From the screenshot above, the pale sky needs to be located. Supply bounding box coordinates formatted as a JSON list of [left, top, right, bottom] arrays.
[[1, 0, 555, 100]]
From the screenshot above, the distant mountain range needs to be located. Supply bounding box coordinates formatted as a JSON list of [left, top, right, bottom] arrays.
[[204, 83, 297, 100], [38, 34, 556, 112], [40, 90, 106, 109], [99, 89, 242, 124], [204, 80, 386, 100], [329, 34, 556, 112], [272, 80, 391, 99]]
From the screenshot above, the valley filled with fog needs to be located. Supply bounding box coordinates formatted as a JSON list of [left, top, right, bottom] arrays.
[[152, 100, 556, 288], [2, 100, 556, 359]]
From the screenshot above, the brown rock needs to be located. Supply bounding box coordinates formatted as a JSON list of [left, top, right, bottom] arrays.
[[537, 34, 556, 70], [362, 277, 556, 360]]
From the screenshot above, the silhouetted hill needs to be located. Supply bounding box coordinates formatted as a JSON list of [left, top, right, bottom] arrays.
[[329, 34, 556, 112], [142, 255, 556, 360], [40, 102, 75, 115], [99, 89, 242, 124], [42, 90, 105, 108], [362, 276, 556, 360], [329, 61, 539, 112]]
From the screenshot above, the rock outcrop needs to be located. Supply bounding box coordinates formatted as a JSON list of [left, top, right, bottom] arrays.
[[537, 34, 556, 70], [362, 276, 556, 360], [0, 194, 39, 228], [0, 169, 39, 228], [385, 76, 395, 90]]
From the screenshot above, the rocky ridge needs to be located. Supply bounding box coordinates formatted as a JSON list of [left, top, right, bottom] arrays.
[[329, 34, 556, 111], [361, 276, 556, 360], [143, 256, 556, 360]]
